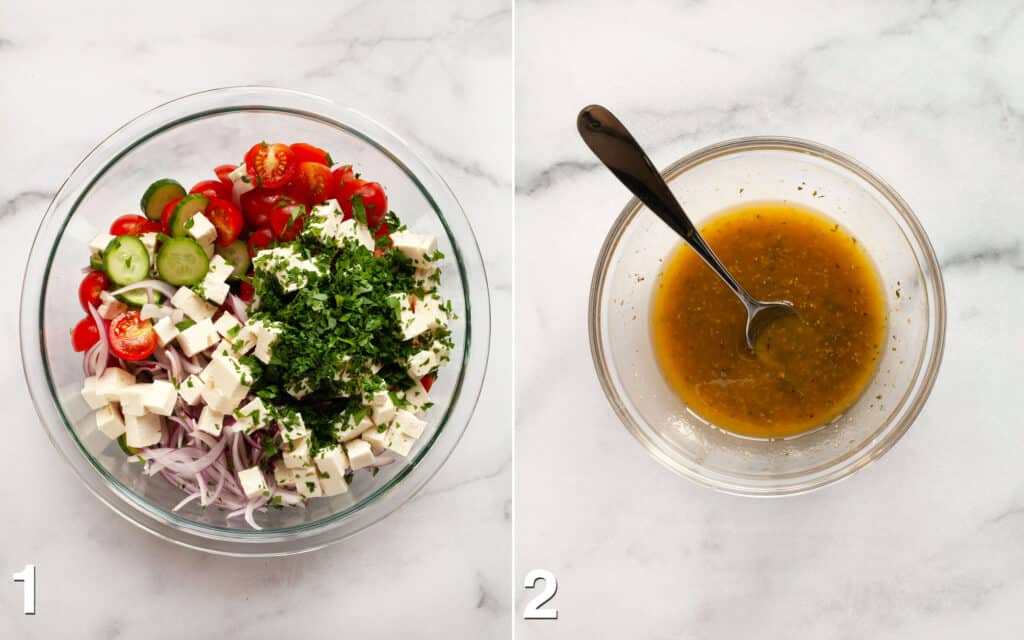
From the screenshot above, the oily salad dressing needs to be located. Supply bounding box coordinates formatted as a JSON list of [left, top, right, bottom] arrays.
[[73, 141, 451, 528], [651, 201, 886, 438]]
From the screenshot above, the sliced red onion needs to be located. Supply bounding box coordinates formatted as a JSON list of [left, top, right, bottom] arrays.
[[86, 303, 109, 376], [227, 294, 249, 323], [110, 279, 179, 300], [172, 492, 202, 512]]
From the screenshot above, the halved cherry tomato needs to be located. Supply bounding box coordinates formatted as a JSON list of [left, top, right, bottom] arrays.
[[205, 197, 245, 247], [294, 162, 334, 205], [333, 164, 356, 185], [110, 214, 160, 236], [336, 177, 365, 219], [239, 279, 255, 302], [348, 181, 388, 229], [247, 227, 275, 257], [78, 271, 109, 312], [244, 142, 297, 189], [421, 374, 435, 392], [190, 179, 231, 201], [290, 143, 332, 166], [161, 196, 184, 230], [108, 310, 157, 361], [71, 317, 101, 352], [214, 164, 236, 185], [239, 188, 288, 228], [269, 201, 307, 241]]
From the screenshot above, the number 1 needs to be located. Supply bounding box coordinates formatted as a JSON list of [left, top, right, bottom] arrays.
[[12, 564, 35, 615]]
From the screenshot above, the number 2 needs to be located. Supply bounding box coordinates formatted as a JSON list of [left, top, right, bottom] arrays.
[[522, 569, 558, 620], [12, 564, 35, 615]]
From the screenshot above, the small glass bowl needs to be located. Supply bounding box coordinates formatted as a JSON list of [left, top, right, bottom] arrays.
[[20, 87, 490, 555], [589, 137, 945, 496]]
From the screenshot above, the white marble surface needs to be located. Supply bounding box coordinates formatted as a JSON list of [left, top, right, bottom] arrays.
[[0, 1, 512, 638], [517, 1, 1024, 638]]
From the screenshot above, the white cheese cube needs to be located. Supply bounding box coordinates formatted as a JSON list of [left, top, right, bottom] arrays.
[[253, 247, 321, 293], [293, 466, 323, 498], [337, 413, 376, 442], [118, 384, 150, 417], [186, 213, 217, 248], [228, 162, 255, 205], [407, 349, 438, 379], [253, 321, 282, 364], [282, 436, 311, 469], [153, 316, 179, 347], [280, 412, 308, 443], [140, 232, 158, 270], [125, 413, 162, 448], [402, 380, 431, 414], [140, 303, 167, 321], [177, 318, 219, 357], [318, 470, 350, 496], [230, 324, 258, 355], [144, 380, 177, 416], [387, 431, 416, 457], [345, 439, 375, 470], [237, 466, 268, 500], [286, 378, 313, 400], [95, 404, 125, 439], [202, 279, 230, 305], [371, 394, 396, 425], [206, 255, 234, 283], [95, 367, 135, 401], [390, 293, 427, 341], [361, 425, 391, 454], [273, 460, 297, 486], [212, 313, 240, 339], [334, 219, 375, 250], [414, 265, 438, 291], [178, 375, 204, 405], [88, 233, 114, 257], [234, 398, 269, 432], [390, 231, 437, 267], [204, 352, 252, 399], [196, 405, 224, 436], [81, 376, 107, 409], [171, 287, 216, 322], [199, 383, 245, 414], [313, 445, 349, 481], [417, 294, 448, 332], [393, 409, 426, 439]]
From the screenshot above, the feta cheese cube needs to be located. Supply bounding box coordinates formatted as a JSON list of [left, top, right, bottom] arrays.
[[199, 383, 245, 414], [118, 384, 150, 417], [125, 413, 162, 448], [337, 413, 376, 442], [391, 231, 437, 267], [153, 316, 179, 347], [390, 292, 427, 341], [273, 460, 297, 486], [361, 425, 392, 454], [139, 232, 158, 270], [417, 294, 449, 332], [177, 318, 219, 357], [253, 246, 321, 293], [318, 470, 350, 496], [144, 380, 177, 416], [334, 219, 375, 250], [286, 378, 313, 400], [370, 393, 396, 425], [95, 404, 126, 439], [201, 279, 230, 305], [230, 323, 258, 355], [196, 405, 224, 436], [186, 213, 217, 251], [206, 255, 234, 283], [414, 265, 438, 291], [345, 439, 375, 470], [95, 367, 135, 401], [282, 437, 311, 469], [228, 162, 254, 205], [393, 409, 426, 439], [81, 376, 107, 409], [279, 412, 308, 443], [171, 287, 216, 322], [253, 321, 282, 364], [387, 432, 416, 457], [234, 398, 269, 432], [237, 466, 268, 500], [204, 351, 252, 399], [179, 375, 203, 405], [402, 380, 431, 414], [212, 313, 240, 339], [97, 291, 127, 320], [408, 349, 438, 379], [313, 445, 349, 480], [140, 303, 167, 321], [89, 233, 114, 257], [293, 466, 322, 498], [306, 201, 374, 250]]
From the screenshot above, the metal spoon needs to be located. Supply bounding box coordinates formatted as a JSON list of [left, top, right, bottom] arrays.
[[577, 104, 795, 351]]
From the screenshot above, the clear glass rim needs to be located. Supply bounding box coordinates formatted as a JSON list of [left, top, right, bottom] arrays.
[[588, 136, 947, 497], [19, 86, 491, 554]]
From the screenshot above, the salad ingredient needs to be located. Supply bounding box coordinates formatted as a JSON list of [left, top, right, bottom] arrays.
[[190, 179, 231, 201], [290, 142, 331, 166], [268, 200, 307, 241], [140, 179, 186, 221], [155, 237, 209, 286], [71, 316, 101, 352], [103, 235, 150, 286], [244, 142, 297, 188], [294, 162, 333, 205], [239, 188, 284, 228], [214, 164, 236, 184], [204, 198, 245, 247], [109, 310, 158, 361], [79, 270, 109, 311], [246, 227, 275, 257], [168, 194, 210, 238], [215, 241, 250, 280], [110, 214, 160, 236]]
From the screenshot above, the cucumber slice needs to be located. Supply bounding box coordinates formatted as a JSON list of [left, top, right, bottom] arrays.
[[116, 288, 164, 307], [103, 235, 150, 286], [140, 179, 186, 221], [156, 237, 209, 286], [215, 240, 251, 280], [169, 194, 209, 237]]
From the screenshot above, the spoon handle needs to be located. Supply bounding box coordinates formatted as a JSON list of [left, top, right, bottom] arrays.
[[576, 104, 756, 308]]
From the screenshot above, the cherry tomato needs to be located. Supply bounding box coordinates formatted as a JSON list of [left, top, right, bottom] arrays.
[[294, 162, 334, 205], [190, 179, 231, 201], [110, 214, 160, 236], [239, 188, 288, 228], [78, 271, 109, 311], [161, 196, 184, 231], [214, 164, 236, 185], [290, 143, 332, 166], [336, 177, 365, 220], [421, 374, 435, 392], [108, 310, 157, 361], [353, 181, 388, 229], [205, 197, 245, 247], [247, 227, 275, 258], [244, 142, 297, 189], [71, 317, 101, 352], [332, 164, 356, 185], [239, 279, 255, 302], [269, 201, 306, 241]]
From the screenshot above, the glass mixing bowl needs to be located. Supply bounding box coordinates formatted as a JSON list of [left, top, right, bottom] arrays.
[[590, 137, 945, 496], [20, 87, 490, 555]]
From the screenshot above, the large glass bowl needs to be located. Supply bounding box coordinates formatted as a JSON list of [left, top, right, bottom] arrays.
[[590, 137, 945, 496], [20, 87, 490, 555]]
